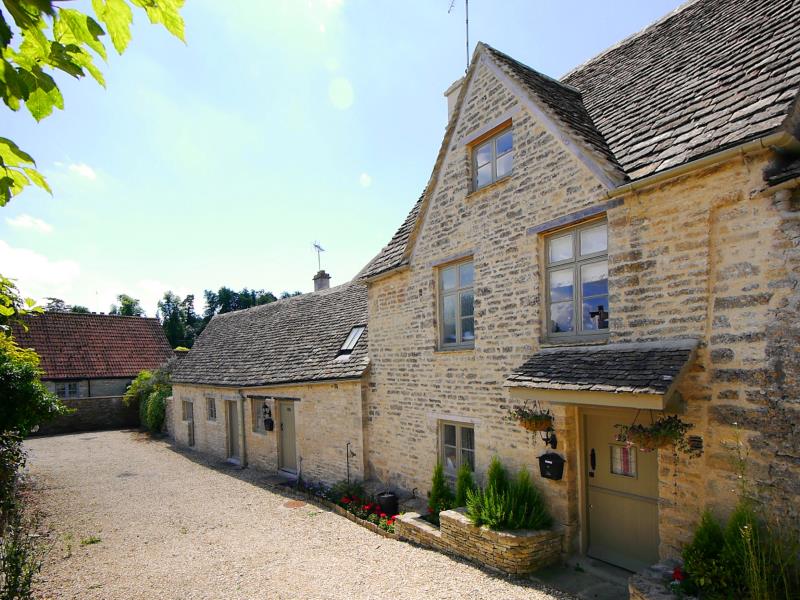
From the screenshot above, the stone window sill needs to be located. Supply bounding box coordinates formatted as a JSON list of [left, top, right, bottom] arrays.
[[540, 336, 608, 349], [465, 174, 512, 200], [435, 346, 475, 355]]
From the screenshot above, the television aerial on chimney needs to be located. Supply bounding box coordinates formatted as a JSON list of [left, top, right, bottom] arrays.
[[448, 0, 470, 73], [313, 241, 325, 271]]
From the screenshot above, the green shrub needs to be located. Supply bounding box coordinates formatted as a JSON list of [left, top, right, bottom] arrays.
[[681, 510, 727, 596], [466, 457, 552, 531], [124, 361, 174, 433], [330, 479, 366, 502], [454, 462, 476, 507], [0, 506, 43, 600], [427, 462, 454, 525], [144, 388, 169, 432]]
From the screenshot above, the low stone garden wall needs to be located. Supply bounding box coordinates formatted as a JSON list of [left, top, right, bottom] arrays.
[[36, 396, 138, 435], [396, 507, 563, 576]]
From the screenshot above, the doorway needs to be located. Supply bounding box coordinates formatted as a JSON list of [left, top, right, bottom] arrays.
[[278, 400, 297, 473], [583, 410, 659, 572], [227, 400, 240, 463]]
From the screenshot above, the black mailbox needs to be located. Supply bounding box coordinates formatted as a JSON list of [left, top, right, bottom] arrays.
[[264, 417, 274, 432], [538, 452, 565, 480]]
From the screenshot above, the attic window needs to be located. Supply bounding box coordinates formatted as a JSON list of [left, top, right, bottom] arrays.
[[337, 326, 365, 357], [473, 126, 513, 190]]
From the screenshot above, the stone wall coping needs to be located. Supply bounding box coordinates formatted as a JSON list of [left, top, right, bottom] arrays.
[[439, 507, 561, 541]]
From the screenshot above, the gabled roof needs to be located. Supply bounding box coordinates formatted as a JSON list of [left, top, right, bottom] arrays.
[[360, 193, 423, 280], [172, 281, 369, 388], [562, 0, 800, 179], [13, 313, 173, 380]]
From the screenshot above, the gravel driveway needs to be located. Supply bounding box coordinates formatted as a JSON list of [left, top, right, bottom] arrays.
[[26, 430, 574, 600]]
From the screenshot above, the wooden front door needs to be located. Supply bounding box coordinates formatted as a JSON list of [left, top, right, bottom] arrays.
[[227, 401, 240, 462], [278, 401, 297, 473], [584, 410, 659, 572]]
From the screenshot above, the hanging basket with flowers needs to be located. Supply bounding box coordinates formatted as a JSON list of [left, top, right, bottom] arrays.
[[615, 414, 694, 454], [508, 400, 554, 432]]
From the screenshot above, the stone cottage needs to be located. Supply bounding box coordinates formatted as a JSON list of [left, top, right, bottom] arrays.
[[171, 0, 800, 575], [14, 312, 174, 434]]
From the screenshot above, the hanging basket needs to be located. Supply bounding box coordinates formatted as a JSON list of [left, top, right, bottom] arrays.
[[615, 415, 694, 454], [622, 430, 675, 452], [519, 414, 554, 432]]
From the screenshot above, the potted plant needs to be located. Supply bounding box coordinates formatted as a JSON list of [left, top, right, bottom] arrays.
[[508, 400, 554, 432], [615, 414, 694, 453]]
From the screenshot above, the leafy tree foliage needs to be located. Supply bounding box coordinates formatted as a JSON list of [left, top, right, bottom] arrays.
[[44, 297, 90, 313], [0, 275, 39, 335], [70, 304, 90, 313], [280, 291, 303, 299], [157, 291, 202, 348], [0, 0, 185, 205], [203, 287, 277, 321], [109, 293, 144, 316], [123, 359, 173, 432]]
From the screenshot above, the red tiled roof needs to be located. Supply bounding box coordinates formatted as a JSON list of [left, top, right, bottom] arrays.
[[12, 313, 173, 380]]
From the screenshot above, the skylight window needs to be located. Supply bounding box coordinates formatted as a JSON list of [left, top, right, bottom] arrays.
[[338, 326, 365, 355]]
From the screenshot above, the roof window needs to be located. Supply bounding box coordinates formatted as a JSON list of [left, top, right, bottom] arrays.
[[337, 326, 365, 358]]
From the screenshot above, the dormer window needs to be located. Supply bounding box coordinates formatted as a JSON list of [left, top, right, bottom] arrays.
[[473, 127, 513, 190], [337, 326, 365, 359]]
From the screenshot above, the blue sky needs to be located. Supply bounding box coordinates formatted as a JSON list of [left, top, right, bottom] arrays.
[[1, 0, 682, 316]]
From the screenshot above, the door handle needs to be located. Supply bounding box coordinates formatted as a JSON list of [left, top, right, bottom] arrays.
[[589, 448, 596, 477], [280, 422, 284, 431]]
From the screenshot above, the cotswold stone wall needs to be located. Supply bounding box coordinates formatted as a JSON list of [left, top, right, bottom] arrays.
[[396, 508, 562, 575], [37, 377, 136, 434], [170, 381, 366, 484], [365, 51, 800, 562]]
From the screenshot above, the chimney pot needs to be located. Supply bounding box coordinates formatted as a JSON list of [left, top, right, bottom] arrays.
[[313, 270, 331, 292]]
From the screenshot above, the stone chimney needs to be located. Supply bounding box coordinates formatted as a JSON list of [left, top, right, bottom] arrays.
[[313, 270, 331, 292], [444, 77, 464, 121]]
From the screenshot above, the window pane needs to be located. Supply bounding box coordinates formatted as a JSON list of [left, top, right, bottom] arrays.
[[496, 130, 513, 155], [611, 445, 637, 477], [461, 317, 475, 341], [461, 449, 475, 472], [443, 445, 458, 472], [496, 151, 513, 178], [549, 267, 574, 302], [476, 163, 492, 188], [550, 301, 574, 333], [549, 234, 573, 263], [443, 424, 456, 446], [461, 426, 474, 450], [459, 262, 474, 287], [460, 291, 474, 317], [475, 141, 492, 167], [581, 261, 608, 297], [441, 266, 457, 291], [582, 297, 609, 330], [443, 295, 457, 343], [580, 224, 608, 255]]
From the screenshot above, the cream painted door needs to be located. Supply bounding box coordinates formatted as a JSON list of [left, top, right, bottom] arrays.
[[227, 401, 240, 462], [584, 411, 659, 572], [279, 401, 297, 473]]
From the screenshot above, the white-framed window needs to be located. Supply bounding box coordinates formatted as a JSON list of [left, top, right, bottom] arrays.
[[545, 220, 609, 339], [611, 444, 637, 478], [251, 398, 267, 433], [337, 326, 365, 358], [473, 127, 513, 190], [55, 382, 79, 399], [439, 259, 475, 348], [440, 421, 475, 475], [181, 400, 193, 422], [206, 397, 216, 421]]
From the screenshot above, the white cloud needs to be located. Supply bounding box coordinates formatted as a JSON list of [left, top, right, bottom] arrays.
[[329, 77, 354, 110], [359, 173, 372, 188], [0, 241, 80, 301], [5, 214, 53, 234], [68, 163, 97, 181]]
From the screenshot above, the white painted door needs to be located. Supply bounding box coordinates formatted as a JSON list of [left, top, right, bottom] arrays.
[[279, 401, 297, 472], [227, 401, 240, 462]]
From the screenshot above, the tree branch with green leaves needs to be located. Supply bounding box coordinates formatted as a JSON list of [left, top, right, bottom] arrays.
[[0, 0, 185, 205]]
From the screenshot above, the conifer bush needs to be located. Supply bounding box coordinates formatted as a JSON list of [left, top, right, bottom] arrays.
[[427, 462, 454, 526], [454, 462, 476, 508]]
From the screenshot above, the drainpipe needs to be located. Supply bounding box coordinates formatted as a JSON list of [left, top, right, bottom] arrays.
[[604, 131, 798, 199], [238, 391, 248, 468]]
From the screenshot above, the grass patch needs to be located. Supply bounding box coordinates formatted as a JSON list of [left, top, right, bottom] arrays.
[[80, 536, 101, 546]]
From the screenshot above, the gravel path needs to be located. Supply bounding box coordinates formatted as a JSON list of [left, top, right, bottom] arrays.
[[26, 430, 574, 600]]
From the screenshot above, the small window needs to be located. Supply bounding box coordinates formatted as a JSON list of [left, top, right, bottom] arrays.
[[251, 398, 267, 433], [56, 382, 79, 399], [181, 400, 193, 422], [338, 326, 365, 356], [206, 397, 216, 421], [611, 444, 637, 478], [545, 220, 609, 339], [473, 127, 513, 190], [439, 259, 475, 348], [440, 421, 475, 475]]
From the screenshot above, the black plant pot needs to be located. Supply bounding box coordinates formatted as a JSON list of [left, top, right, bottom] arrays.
[[377, 492, 399, 517]]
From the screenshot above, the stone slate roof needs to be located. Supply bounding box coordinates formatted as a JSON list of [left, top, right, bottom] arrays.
[[484, 45, 625, 178], [506, 339, 698, 395], [172, 282, 369, 387], [562, 0, 800, 180], [13, 313, 173, 380], [360, 193, 423, 280]]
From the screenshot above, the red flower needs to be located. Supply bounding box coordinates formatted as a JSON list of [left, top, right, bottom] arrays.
[[380, 513, 387, 518], [672, 567, 684, 582], [341, 497, 350, 504], [387, 519, 395, 526]]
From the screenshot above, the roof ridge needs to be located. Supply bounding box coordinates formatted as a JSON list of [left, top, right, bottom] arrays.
[[30, 312, 160, 321], [561, 0, 702, 80], [481, 43, 583, 95]]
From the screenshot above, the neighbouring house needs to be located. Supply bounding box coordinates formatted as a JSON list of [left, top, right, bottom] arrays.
[[170, 0, 800, 576], [14, 312, 174, 434], [169, 277, 370, 484]]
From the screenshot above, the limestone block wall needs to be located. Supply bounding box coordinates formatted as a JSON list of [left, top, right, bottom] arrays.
[[37, 377, 137, 434], [171, 381, 366, 484]]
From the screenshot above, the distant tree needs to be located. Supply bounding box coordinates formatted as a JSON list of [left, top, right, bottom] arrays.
[[43, 297, 68, 312], [70, 305, 90, 314], [181, 294, 203, 345], [280, 291, 303, 299], [203, 286, 277, 322], [157, 291, 185, 348], [109, 294, 144, 317]]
